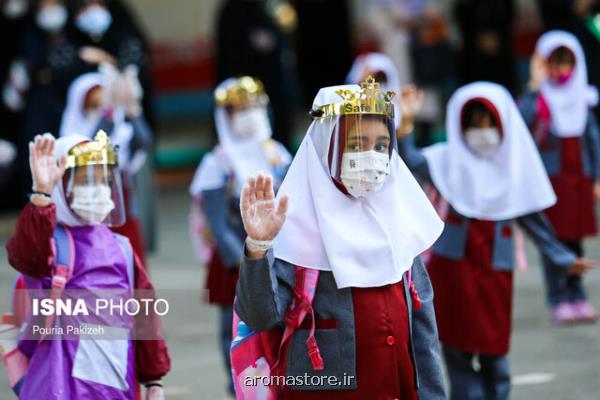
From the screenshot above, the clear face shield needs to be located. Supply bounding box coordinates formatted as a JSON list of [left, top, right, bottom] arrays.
[[215, 76, 272, 140], [310, 78, 397, 198], [64, 131, 126, 226], [227, 97, 271, 140]]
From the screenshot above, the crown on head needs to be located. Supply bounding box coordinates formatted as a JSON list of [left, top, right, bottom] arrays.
[[311, 76, 396, 120], [214, 76, 269, 107], [66, 130, 117, 168]]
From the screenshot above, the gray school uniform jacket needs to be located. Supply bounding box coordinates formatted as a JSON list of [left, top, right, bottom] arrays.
[[399, 136, 577, 270], [235, 250, 447, 399], [519, 89, 600, 179]]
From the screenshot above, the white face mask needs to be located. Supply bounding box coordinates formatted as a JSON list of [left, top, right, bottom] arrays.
[[70, 184, 115, 224], [464, 127, 501, 157], [36, 4, 68, 33], [4, 0, 28, 19], [76, 4, 112, 37], [231, 108, 271, 140], [340, 150, 391, 198]]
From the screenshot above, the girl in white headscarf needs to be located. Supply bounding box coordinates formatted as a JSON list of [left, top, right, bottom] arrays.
[[399, 81, 596, 400], [7, 132, 170, 400], [188, 76, 290, 399], [520, 30, 600, 324], [59, 68, 152, 266], [233, 78, 446, 399]]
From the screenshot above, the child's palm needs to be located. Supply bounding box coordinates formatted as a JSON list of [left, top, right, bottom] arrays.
[[29, 134, 67, 194], [241, 174, 288, 241]]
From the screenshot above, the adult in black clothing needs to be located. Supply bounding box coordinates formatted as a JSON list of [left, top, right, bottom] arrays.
[[14, 0, 85, 204], [216, 0, 294, 148], [67, 0, 155, 129], [292, 0, 353, 108], [454, 0, 516, 93], [0, 0, 31, 209]]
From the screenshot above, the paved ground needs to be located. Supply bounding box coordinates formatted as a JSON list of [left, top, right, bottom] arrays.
[[0, 186, 598, 399]]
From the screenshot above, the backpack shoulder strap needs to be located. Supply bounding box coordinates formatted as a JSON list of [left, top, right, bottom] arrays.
[[273, 266, 323, 372], [113, 233, 135, 289], [51, 224, 75, 288]]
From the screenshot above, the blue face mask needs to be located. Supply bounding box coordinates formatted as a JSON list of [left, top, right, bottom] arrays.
[[76, 5, 112, 37]]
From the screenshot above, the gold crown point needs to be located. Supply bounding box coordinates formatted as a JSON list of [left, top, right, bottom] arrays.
[[335, 89, 356, 102], [66, 130, 117, 168], [94, 130, 110, 145]]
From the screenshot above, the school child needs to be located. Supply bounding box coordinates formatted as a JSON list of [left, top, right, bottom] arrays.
[[189, 76, 291, 398], [398, 81, 596, 400], [234, 77, 447, 399], [5, 132, 170, 399], [520, 30, 600, 323], [60, 68, 152, 265]]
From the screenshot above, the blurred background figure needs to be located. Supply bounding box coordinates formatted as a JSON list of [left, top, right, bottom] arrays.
[[454, 0, 516, 93], [4, 0, 79, 206], [0, 0, 29, 210], [189, 76, 291, 400], [216, 0, 296, 149], [537, 0, 600, 121], [59, 66, 153, 265], [67, 0, 154, 126], [293, 0, 354, 108], [367, 0, 418, 87], [69, 0, 157, 253], [368, 0, 452, 147]]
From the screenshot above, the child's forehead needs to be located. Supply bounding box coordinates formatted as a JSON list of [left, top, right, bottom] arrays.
[[70, 164, 110, 178], [460, 97, 503, 128], [548, 46, 576, 63]]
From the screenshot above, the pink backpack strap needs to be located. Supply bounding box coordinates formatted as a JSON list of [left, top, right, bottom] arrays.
[[273, 266, 323, 372], [407, 269, 421, 311]]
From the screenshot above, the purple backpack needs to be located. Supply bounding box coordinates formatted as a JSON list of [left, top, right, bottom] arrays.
[[0, 224, 134, 396]]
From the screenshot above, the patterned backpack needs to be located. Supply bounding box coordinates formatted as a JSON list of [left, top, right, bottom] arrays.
[[230, 266, 323, 399]]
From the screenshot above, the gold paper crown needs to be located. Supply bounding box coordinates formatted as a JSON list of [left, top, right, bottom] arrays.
[[214, 76, 269, 107], [311, 76, 396, 119], [311, 76, 395, 120], [66, 130, 117, 168]]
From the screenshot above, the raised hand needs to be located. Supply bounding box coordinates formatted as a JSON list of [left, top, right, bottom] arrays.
[[396, 84, 425, 138], [29, 134, 67, 195], [123, 65, 143, 117], [528, 53, 547, 91], [240, 173, 288, 244], [567, 258, 597, 276], [399, 84, 425, 121]]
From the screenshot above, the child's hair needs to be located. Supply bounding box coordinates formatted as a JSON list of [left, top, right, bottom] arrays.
[[548, 46, 575, 66], [461, 99, 499, 129], [371, 70, 389, 85]]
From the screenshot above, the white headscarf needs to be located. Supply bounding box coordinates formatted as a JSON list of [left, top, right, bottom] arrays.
[[536, 30, 599, 138], [273, 85, 444, 289], [423, 81, 556, 221], [189, 78, 291, 197], [59, 72, 137, 172], [52, 134, 90, 227], [346, 52, 402, 127]]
